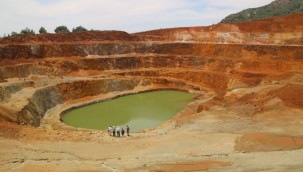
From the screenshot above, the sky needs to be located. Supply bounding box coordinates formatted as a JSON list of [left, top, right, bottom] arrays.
[[0, 0, 274, 35]]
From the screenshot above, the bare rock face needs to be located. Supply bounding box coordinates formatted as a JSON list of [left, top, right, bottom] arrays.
[[0, 13, 302, 127]]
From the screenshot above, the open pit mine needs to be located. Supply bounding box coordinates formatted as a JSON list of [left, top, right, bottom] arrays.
[[0, 13, 303, 171]]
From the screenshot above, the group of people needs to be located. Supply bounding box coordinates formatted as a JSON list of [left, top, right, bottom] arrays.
[[108, 125, 130, 137]]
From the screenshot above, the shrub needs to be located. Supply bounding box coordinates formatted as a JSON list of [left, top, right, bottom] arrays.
[[72, 26, 88, 32], [20, 27, 35, 35], [54, 25, 70, 33], [11, 32, 18, 36], [39, 27, 47, 34]]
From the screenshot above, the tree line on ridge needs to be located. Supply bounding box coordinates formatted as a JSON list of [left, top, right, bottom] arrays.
[[2, 25, 89, 38]]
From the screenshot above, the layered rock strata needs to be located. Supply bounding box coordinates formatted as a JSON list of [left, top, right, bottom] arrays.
[[0, 13, 302, 128]]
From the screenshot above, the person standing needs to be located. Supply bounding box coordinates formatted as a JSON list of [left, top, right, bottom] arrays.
[[126, 125, 130, 136], [117, 126, 121, 137], [108, 126, 112, 136], [112, 126, 116, 137], [121, 128, 125, 136]]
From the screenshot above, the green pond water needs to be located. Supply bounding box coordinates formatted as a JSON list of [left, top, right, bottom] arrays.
[[62, 90, 195, 132]]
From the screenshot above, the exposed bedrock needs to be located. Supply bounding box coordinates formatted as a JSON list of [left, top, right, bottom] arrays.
[[0, 63, 40, 79], [1, 55, 302, 85], [0, 43, 302, 59], [0, 80, 33, 101], [0, 55, 302, 93], [18, 86, 63, 126]]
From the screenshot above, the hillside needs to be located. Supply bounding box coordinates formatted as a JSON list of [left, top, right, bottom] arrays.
[[221, 0, 303, 23]]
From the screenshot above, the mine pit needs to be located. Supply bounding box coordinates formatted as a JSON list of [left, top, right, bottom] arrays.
[[0, 13, 303, 171]]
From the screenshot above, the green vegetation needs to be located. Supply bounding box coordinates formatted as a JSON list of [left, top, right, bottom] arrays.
[[20, 27, 35, 35], [39, 27, 47, 34], [54, 25, 70, 33], [7, 28, 35, 37], [11, 32, 18, 36], [0, 25, 92, 38], [221, 0, 303, 23], [72, 26, 88, 32]]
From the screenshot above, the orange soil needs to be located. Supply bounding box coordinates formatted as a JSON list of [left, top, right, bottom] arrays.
[[236, 133, 303, 153]]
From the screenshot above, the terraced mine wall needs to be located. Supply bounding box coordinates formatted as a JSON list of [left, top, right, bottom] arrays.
[[1, 43, 302, 81], [0, 43, 302, 59], [0, 14, 303, 127], [0, 42, 302, 126], [0, 45, 302, 93]]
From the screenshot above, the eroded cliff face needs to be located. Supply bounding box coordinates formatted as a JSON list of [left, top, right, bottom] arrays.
[[0, 13, 302, 127]]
